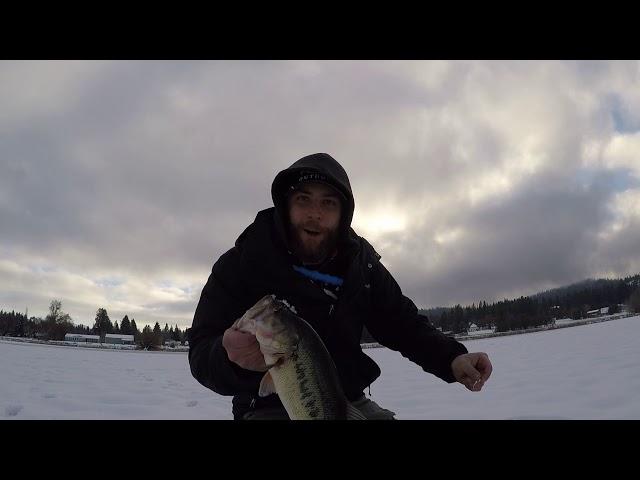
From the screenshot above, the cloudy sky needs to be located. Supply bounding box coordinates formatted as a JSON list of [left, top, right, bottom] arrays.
[[1, 60, 639, 329]]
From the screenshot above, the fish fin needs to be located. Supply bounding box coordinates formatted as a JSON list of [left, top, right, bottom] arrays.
[[263, 353, 280, 368], [346, 403, 367, 420], [258, 371, 277, 397]]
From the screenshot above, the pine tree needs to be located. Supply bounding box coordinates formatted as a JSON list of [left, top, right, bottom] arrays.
[[120, 315, 131, 335], [131, 319, 139, 341], [629, 287, 640, 313], [153, 322, 163, 345], [450, 304, 468, 334], [439, 311, 451, 333], [139, 325, 161, 349], [93, 308, 113, 340], [113, 320, 120, 334], [172, 324, 181, 341]]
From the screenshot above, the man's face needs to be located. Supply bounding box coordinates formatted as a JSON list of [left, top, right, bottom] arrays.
[[287, 182, 342, 265]]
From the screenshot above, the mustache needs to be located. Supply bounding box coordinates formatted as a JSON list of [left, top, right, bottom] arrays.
[[300, 223, 324, 232]]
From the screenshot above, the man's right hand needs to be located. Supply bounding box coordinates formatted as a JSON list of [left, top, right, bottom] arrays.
[[222, 327, 269, 372]]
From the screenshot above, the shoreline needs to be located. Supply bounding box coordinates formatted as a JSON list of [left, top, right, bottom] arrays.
[[2, 312, 637, 352]]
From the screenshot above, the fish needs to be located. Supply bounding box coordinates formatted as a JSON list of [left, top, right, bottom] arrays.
[[234, 294, 366, 420]]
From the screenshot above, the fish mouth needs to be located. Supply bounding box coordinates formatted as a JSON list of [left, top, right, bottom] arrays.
[[246, 295, 279, 321], [253, 298, 299, 354], [239, 295, 299, 337]]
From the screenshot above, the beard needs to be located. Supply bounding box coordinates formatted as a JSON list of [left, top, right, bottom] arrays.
[[287, 221, 340, 265]]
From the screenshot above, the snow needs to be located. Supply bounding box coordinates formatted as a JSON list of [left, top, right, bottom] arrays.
[[1, 315, 639, 419]]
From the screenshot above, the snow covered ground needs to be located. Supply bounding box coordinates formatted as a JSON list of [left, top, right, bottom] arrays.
[[2, 315, 639, 420]]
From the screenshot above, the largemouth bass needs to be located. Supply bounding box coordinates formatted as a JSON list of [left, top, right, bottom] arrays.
[[234, 294, 366, 420]]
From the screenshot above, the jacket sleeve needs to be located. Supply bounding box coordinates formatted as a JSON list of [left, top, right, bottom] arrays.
[[364, 260, 468, 383], [188, 249, 264, 396]]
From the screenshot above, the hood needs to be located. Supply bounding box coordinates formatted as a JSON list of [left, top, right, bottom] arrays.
[[271, 153, 356, 250]]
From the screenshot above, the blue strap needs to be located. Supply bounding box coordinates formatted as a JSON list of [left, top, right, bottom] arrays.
[[292, 265, 344, 287]]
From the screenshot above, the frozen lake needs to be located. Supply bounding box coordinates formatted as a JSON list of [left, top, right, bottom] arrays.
[[2, 315, 639, 419]]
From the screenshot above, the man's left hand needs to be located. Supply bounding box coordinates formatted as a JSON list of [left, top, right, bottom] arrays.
[[451, 352, 493, 392]]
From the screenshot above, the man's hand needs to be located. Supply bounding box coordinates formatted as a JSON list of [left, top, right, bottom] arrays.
[[451, 352, 493, 392], [222, 327, 269, 372]]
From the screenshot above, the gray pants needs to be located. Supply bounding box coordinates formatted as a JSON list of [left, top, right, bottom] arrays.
[[242, 395, 396, 420]]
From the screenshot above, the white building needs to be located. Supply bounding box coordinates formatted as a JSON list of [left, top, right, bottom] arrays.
[[65, 333, 100, 343], [587, 307, 609, 318], [105, 334, 135, 345]]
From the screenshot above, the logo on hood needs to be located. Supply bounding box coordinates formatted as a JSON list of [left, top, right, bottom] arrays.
[[295, 171, 329, 184]]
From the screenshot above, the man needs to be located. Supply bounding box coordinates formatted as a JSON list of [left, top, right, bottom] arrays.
[[189, 153, 492, 420]]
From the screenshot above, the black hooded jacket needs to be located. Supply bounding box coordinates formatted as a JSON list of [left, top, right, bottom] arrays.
[[188, 153, 468, 419]]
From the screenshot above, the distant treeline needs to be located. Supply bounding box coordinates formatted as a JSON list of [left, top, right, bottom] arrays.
[[4, 273, 640, 347], [416, 274, 640, 336], [0, 300, 186, 350]]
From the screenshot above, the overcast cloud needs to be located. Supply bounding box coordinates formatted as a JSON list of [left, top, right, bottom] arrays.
[[1, 60, 639, 329]]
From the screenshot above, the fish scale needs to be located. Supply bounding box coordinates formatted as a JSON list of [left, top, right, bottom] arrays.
[[238, 294, 365, 419], [268, 330, 345, 419]]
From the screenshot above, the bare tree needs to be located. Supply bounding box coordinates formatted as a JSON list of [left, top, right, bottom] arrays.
[[45, 299, 72, 340]]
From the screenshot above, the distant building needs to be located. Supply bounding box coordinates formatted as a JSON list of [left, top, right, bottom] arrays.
[[587, 307, 609, 318], [65, 333, 100, 343], [104, 334, 135, 345], [468, 323, 479, 332]]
